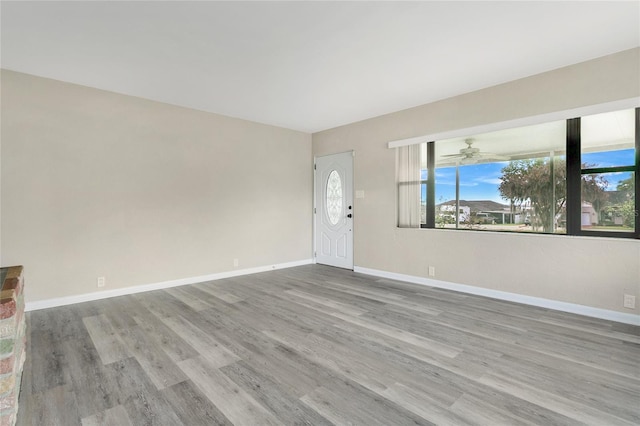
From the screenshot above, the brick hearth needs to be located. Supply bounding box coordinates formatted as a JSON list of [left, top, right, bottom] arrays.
[[0, 266, 26, 426]]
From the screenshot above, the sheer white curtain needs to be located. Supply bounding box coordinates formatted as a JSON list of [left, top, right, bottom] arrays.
[[396, 144, 421, 228]]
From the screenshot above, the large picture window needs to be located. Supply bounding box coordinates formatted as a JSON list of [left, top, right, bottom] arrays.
[[397, 108, 639, 239], [434, 120, 566, 233]]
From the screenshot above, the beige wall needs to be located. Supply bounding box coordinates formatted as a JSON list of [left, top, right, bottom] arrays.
[[2, 49, 639, 314], [313, 48, 640, 315], [1, 70, 312, 303]]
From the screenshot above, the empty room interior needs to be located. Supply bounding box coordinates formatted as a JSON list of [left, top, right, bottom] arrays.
[[1, 2, 639, 425]]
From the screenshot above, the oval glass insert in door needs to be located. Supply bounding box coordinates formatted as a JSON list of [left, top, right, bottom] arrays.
[[326, 170, 343, 225]]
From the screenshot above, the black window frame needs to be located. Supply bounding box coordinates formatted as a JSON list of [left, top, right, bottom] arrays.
[[418, 108, 639, 239]]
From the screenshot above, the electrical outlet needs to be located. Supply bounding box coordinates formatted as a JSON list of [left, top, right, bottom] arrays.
[[233, 258, 239, 267], [428, 266, 435, 277], [97, 276, 106, 288], [623, 294, 636, 309]]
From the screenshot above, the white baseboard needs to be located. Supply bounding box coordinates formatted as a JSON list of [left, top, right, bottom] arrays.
[[26, 259, 314, 312], [354, 266, 640, 326]]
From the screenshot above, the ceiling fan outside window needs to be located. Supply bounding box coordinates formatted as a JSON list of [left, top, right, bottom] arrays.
[[440, 139, 509, 165]]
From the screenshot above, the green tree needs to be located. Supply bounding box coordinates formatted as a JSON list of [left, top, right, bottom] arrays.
[[604, 176, 635, 228], [617, 176, 636, 228], [617, 176, 634, 192], [499, 159, 566, 232], [582, 172, 609, 223], [619, 200, 637, 228], [616, 176, 634, 200], [499, 159, 610, 232]]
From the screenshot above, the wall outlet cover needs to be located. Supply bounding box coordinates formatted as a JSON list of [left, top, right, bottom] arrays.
[[623, 294, 636, 309]]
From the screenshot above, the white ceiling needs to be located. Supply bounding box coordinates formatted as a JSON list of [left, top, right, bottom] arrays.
[[1, 1, 639, 133]]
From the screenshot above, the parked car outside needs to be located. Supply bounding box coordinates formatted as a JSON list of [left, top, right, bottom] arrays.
[[474, 213, 495, 224]]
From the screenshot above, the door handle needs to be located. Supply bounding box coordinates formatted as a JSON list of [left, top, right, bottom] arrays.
[[347, 214, 352, 218]]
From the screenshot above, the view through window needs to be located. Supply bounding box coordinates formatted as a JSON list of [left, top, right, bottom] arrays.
[[398, 107, 638, 238], [580, 109, 636, 233], [435, 119, 566, 234]]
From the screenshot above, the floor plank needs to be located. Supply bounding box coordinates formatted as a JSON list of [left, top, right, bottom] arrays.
[[177, 356, 283, 426], [17, 264, 640, 425], [82, 314, 130, 365], [160, 380, 233, 426], [117, 325, 188, 390], [81, 405, 134, 426], [219, 360, 333, 426]]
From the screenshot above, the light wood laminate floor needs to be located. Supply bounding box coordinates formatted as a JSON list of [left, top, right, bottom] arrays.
[[17, 265, 640, 425]]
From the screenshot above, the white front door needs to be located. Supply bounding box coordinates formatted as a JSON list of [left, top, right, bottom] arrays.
[[315, 152, 354, 269]]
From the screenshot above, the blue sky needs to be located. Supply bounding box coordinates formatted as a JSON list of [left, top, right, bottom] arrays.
[[582, 148, 634, 169], [422, 149, 635, 205], [435, 163, 510, 204]]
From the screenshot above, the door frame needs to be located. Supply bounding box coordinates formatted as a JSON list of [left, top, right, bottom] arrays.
[[313, 151, 354, 269]]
